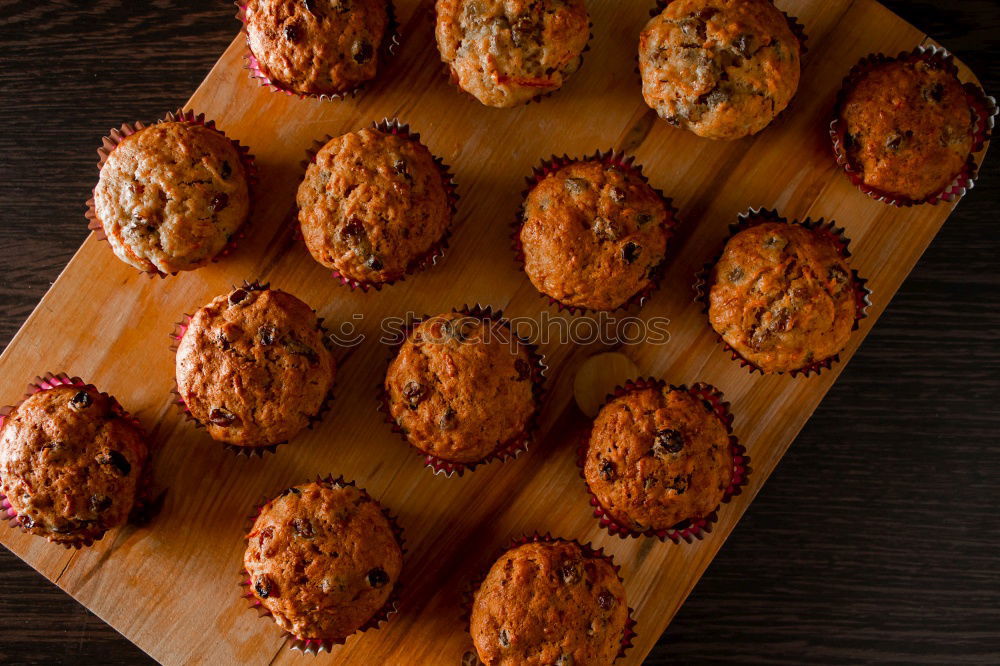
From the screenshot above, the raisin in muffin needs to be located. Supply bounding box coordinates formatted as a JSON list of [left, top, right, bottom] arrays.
[[708, 220, 858, 374], [584, 383, 731, 532], [175, 286, 335, 449], [836, 55, 978, 202], [470, 539, 628, 666], [639, 0, 802, 140], [245, 481, 403, 642], [297, 126, 452, 286], [92, 121, 250, 274], [243, 0, 390, 96], [384, 311, 537, 465], [519, 157, 670, 311], [435, 0, 590, 108], [0, 384, 148, 545]]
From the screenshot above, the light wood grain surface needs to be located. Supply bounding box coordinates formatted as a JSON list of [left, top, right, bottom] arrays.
[[0, 1, 991, 664]]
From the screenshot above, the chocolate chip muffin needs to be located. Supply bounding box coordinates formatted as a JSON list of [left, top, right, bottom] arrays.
[[175, 285, 335, 449], [435, 0, 590, 108], [639, 0, 803, 140], [835, 54, 979, 202], [244, 481, 403, 643], [470, 539, 628, 666], [519, 156, 671, 311], [243, 0, 390, 96], [297, 126, 453, 287], [92, 120, 250, 274], [708, 219, 858, 374], [584, 383, 731, 532], [384, 311, 537, 466], [0, 383, 148, 545]]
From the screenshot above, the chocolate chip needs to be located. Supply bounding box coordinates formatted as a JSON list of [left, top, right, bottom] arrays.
[[282, 486, 302, 497], [643, 476, 658, 490], [284, 24, 300, 42], [258, 526, 274, 546], [559, 562, 581, 584], [366, 567, 389, 588], [89, 495, 112, 514], [402, 380, 426, 408], [598, 589, 616, 610], [69, 391, 92, 410], [254, 575, 276, 599], [637, 213, 654, 226], [366, 255, 384, 271], [885, 134, 903, 152], [653, 428, 684, 455], [734, 33, 753, 59], [303, 0, 318, 14], [258, 325, 276, 346], [599, 460, 617, 481], [610, 187, 626, 204], [664, 115, 681, 126], [592, 216, 619, 241], [439, 408, 456, 431], [727, 266, 744, 283], [498, 628, 511, 648], [923, 82, 945, 103], [209, 407, 237, 426], [210, 192, 229, 212], [97, 450, 131, 476], [667, 475, 689, 494], [565, 177, 589, 194], [763, 235, 787, 250], [514, 358, 531, 381], [292, 518, 315, 539], [393, 159, 409, 177], [283, 337, 319, 364], [352, 40, 373, 64], [622, 242, 641, 264], [228, 288, 249, 305], [20, 516, 36, 530], [221, 161, 232, 180], [828, 265, 849, 285]]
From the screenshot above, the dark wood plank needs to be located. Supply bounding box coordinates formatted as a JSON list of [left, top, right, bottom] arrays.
[[0, 0, 997, 663]]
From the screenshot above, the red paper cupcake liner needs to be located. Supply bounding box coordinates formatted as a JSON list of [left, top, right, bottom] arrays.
[[462, 533, 637, 662], [693, 207, 872, 378], [377, 304, 547, 477], [85, 108, 258, 278], [577, 378, 749, 543], [239, 474, 405, 653], [830, 45, 996, 207], [236, 1, 400, 101], [297, 118, 460, 292], [169, 281, 336, 457], [512, 149, 679, 315], [0, 372, 153, 549]]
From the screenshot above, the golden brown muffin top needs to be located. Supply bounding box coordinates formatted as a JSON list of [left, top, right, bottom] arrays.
[[385, 312, 536, 464], [470, 540, 628, 666], [175, 286, 335, 448], [244, 0, 389, 95], [520, 159, 670, 311], [639, 0, 801, 140], [244, 482, 403, 641], [0, 385, 148, 544], [839, 58, 975, 201], [435, 0, 590, 108], [708, 222, 857, 374], [297, 127, 452, 285], [93, 122, 250, 274], [584, 385, 731, 532]]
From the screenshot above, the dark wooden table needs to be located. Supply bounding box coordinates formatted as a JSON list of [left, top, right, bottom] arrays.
[[1, 1, 997, 664]]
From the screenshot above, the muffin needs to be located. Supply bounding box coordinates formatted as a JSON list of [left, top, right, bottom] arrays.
[[244, 480, 403, 644], [297, 125, 453, 287], [175, 285, 335, 449], [0, 379, 148, 546], [707, 216, 860, 374], [834, 51, 984, 203], [91, 120, 251, 275], [470, 539, 629, 666], [242, 0, 391, 96], [583, 382, 732, 533], [383, 310, 538, 470], [434, 0, 590, 108], [518, 155, 672, 312], [639, 0, 803, 140]]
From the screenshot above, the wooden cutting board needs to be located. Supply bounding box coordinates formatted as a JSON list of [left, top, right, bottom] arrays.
[[0, 1, 990, 664]]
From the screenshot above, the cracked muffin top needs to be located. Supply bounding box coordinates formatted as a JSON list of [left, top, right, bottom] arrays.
[[384, 312, 537, 464], [837, 57, 976, 201], [519, 158, 670, 311], [708, 221, 857, 374], [297, 127, 452, 286], [435, 0, 590, 107], [244, 481, 403, 641], [244, 0, 390, 96], [584, 384, 731, 532], [470, 539, 628, 666], [175, 286, 335, 448], [0, 385, 148, 545], [639, 0, 802, 140], [93, 121, 250, 274]]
